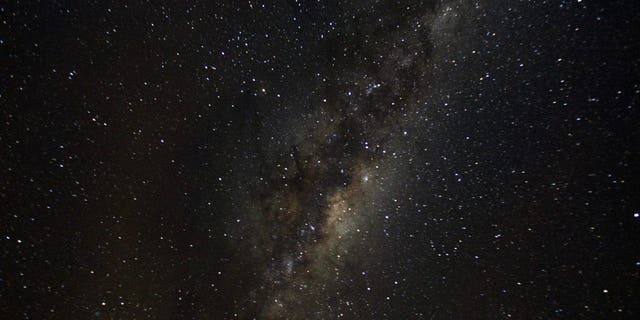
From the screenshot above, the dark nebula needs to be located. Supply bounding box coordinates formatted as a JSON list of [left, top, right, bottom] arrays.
[[2, 1, 640, 319]]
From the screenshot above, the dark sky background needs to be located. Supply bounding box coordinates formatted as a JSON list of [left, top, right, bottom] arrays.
[[2, 1, 640, 319]]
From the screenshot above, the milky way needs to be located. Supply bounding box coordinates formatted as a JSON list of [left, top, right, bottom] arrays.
[[232, 3, 466, 317]]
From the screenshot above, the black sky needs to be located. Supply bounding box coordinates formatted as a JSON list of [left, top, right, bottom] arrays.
[[2, 1, 640, 319]]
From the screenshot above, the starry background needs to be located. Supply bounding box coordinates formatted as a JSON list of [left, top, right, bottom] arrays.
[[2, 0, 640, 319]]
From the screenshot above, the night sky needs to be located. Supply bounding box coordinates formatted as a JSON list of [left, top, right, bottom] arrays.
[[2, 1, 640, 319]]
